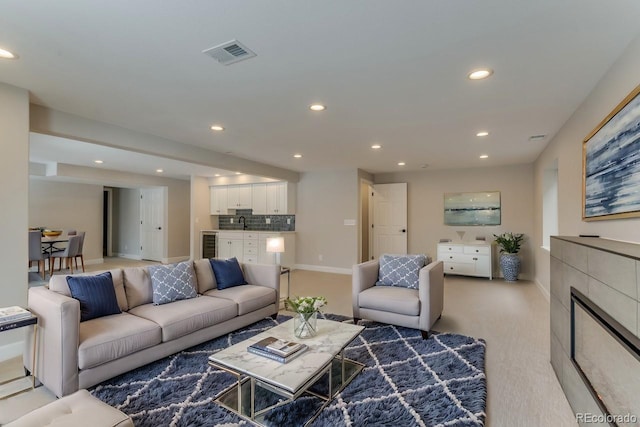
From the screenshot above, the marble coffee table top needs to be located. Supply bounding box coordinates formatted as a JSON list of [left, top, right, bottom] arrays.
[[209, 318, 364, 394]]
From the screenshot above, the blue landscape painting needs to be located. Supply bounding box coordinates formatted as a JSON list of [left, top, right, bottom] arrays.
[[584, 90, 640, 219], [444, 192, 501, 226]]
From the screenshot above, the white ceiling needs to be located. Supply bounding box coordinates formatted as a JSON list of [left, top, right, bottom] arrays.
[[3, 1, 640, 176]]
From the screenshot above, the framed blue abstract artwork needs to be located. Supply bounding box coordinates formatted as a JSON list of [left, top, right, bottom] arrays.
[[583, 84, 640, 221], [444, 191, 501, 226]]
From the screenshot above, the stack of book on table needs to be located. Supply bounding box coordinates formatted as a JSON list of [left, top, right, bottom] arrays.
[[248, 337, 308, 363], [0, 306, 32, 323]]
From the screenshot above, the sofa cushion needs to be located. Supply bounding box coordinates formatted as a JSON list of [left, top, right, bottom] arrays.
[[128, 296, 237, 342], [49, 269, 128, 312], [376, 254, 426, 289], [78, 312, 162, 370], [210, 257, 247, 289], [123, 267, 153, 309], [148, 261, 198, 305], [204, 285, 276, 315], [67, 272, 122, 322], [359, 286, 420, 316], [193, 258, 217, 294], [4, 389, 134, 427]]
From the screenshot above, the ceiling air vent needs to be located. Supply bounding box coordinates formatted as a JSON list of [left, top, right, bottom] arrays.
[[202, 39, 257, 66]]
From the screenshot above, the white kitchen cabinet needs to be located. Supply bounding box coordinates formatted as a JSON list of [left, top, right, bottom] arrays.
[[265, 182, 296, 214], [217, 232, 244, 260], [209, 186, 228, 215], [251, 184, 267, 214], [227, 185, 252, 209], [437, 242, 492, 279]]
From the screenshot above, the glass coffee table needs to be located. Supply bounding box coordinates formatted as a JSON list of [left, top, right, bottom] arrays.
[[208, 318, 364, 426]]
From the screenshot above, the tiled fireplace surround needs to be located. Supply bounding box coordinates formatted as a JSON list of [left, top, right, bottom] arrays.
[[550, 237, 640, 425]]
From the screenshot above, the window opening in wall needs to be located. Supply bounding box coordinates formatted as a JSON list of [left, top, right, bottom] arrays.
[[542, 160, 558, 249]]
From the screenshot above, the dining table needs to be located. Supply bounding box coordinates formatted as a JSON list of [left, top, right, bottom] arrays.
[[41, 235, 69, 258]]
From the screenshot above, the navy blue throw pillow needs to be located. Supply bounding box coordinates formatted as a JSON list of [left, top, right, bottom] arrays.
[[210, 257, 247, 289], [67, 272, 121, 322]]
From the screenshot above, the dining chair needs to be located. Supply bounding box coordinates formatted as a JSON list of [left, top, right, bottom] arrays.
[[73, 231, 86, 272], [50, 235, 82, 275], [29, 230, 48, 279]]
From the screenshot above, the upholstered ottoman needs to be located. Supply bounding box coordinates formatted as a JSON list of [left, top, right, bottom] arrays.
[[6, 389, 133, 427]]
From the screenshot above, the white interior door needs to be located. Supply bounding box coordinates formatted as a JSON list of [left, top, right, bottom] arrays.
[[140, 188, 165, 262], [372, 183, 407, 258]]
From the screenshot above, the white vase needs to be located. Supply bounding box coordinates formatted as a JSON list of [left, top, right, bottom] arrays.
[[293, 311, 318, 338]]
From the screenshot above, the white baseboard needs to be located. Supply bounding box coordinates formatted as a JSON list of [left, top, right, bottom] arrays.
[[294, 264, 351, 275], [535, 279, 551, 302], [114, 253, 142, 260], [0, 340, 24, 363]]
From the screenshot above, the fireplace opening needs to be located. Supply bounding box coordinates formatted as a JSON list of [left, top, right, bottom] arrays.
[[570, 287, 640, 426]]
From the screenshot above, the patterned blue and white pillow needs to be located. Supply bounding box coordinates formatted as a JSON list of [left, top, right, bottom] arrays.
[[149, 261, 198, 305], [375, 254, 427, 289]]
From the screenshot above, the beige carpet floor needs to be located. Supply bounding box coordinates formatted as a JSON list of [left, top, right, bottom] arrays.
[[3, 261, 577, 426]]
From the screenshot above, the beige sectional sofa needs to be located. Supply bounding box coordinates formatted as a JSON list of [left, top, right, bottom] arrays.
[[24, 259, 280, 397]]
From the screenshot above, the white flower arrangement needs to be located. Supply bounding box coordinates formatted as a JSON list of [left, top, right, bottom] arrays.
[[285, 296, 327, 314]]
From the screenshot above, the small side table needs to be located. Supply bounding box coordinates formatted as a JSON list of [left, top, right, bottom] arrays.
[[0, 313, 38, 400]]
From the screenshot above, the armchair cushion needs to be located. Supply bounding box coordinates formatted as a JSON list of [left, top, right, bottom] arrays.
[[375, 254, 427, 289], [359, 286, 420, 316], [149, 261, 198, 305], [67, 272, 121, 322]]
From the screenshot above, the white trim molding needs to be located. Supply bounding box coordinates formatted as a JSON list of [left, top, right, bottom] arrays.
[[535, 279, 551, 302], [294, 264, 352, 275]]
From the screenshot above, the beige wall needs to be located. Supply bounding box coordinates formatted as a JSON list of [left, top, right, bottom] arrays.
[[375, 164, 535, 279], [112, 187, 141, 258], [296, 170, 359, 271], [0, 83, 29, 358], [533, 34, 640, 294], [191, 176, 216, 259], [29, 179, 104, 263]]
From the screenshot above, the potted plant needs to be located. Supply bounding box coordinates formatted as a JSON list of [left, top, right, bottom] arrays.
[[493, 232, 525, 282], [285, 296, 327, 338]]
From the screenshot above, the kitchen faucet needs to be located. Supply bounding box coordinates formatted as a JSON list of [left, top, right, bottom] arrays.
[[238, 216, 247, 230]]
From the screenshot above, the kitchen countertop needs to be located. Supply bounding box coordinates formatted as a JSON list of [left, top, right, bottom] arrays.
[[202, 230, 296, 233]]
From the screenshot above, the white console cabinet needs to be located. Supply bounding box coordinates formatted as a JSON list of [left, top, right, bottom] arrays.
[[437, 242, 492, 280]]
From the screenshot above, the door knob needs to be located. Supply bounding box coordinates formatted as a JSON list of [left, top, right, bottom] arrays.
[[401, 229, 407, 233], [156, 227, 162, 230]]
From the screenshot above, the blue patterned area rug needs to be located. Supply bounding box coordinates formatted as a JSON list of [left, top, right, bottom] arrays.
[[90, 313, 486, 426]]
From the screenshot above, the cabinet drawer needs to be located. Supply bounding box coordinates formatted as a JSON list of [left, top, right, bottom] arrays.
[[244, 232, 259, 240], [439, 244, 463, 254], [444, 262, 475, 275], [464, 245, 490, 255], [445, 253, 477, 264], [244, 240, 258, 248], [243, 256, 257, 264], [244, 247, 258, 255]]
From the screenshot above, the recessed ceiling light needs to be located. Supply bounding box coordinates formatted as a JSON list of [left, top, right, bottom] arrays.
[[398, 162, 406, 166], [94, 160, 103, 164], [371, 144, 382, 149], [468, 69, 493, 80], [0, 48, 17, 59], [309, 104, 326, 111], [479, 154, 489, 159], [210, 125, 224, 131], [476, 131, 489, 137], [156, 169, 163, 173], [235, 172, 242, 175], [293, 154, 303, 158], [214, 174, 221, 177], [420, 164, 429, 169]]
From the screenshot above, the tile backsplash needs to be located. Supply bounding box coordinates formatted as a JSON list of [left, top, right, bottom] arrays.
[[218, 209, 295, 231]]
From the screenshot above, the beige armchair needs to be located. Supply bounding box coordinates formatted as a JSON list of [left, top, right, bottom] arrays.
[[352, 258, 444, 339]]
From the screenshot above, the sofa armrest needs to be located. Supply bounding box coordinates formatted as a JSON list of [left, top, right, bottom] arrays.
[[24, 287, 80, 397], [418, 260, 444, 331], [241, 263, 281, 302], [352, 259, 379, 318]]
